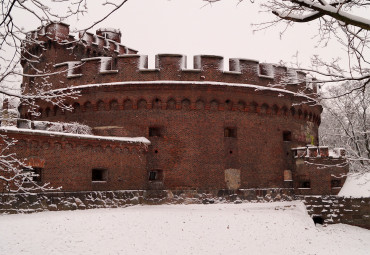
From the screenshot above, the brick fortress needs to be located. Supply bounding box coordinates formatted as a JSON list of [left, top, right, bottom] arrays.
[[0, 23, 348, 195]]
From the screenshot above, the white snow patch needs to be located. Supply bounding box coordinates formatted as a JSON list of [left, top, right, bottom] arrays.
[[0, 126, 150, 144], [0, 202, 369, 255], [339, 172, 370, 198], [50, 80, 317, 101]]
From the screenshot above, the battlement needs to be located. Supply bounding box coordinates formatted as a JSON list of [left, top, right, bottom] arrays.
[[291, 146, 346, 159], [24, 22, 137, 58], [22, 23, 318, 98], [46, 54, 317, 97]]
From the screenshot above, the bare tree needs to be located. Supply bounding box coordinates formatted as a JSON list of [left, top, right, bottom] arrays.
[[205, 0, 369, 92], [0, 0, 128, 193], [320, 82, 370, 173]]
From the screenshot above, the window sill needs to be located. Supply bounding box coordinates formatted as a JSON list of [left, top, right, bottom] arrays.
[[92, 181, 107, 183], [298, 188, 311, 190]]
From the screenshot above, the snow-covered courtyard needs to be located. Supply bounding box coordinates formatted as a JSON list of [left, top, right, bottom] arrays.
[[0, 201, 369, 255]]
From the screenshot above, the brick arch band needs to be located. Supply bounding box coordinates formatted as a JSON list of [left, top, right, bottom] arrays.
[[32, 97, 321, 125]]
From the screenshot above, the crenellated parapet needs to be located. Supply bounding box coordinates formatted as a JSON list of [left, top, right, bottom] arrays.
[[21, 22, 137, 70], [291, 146, 346, 159], [43, 54, 317, 98], [21, 23, 318, 99], [24, 22, 137, 54], [290, 145, 348, 195]]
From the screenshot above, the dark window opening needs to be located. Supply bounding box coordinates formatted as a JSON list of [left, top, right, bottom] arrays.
[[300, 181, 311, 188], [92, 168, 107, 182], [293, 150, 298, 157], [149, 127, 161, 137], [148, 170, 163, 181], [154, 150, 158, 154], [23, 167, 42, 183], [312, 216, 324, 225], [149, 171, 157, 181], [224, 127, 236, 138], [229, 150, 233, 154], [283, 131, 292, 141], [331, 179, 341, 188]]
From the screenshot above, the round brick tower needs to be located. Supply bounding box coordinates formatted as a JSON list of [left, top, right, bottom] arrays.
[[20, 23, 326, 191]]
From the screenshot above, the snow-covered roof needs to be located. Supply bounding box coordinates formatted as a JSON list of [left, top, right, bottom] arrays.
[[0, 126, 150, 145]]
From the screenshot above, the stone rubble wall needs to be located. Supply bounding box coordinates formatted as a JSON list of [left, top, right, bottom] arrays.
[[0, 189, 294, 214], [301, 195, 370, 229], [0, 189, 368, 229]]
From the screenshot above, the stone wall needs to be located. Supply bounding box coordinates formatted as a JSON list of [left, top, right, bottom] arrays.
[[1, 190, 369, 230], [0, 188, 294, 214], [302, 196, 370, 229]]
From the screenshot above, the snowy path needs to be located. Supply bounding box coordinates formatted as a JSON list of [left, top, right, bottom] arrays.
[[0, 201, 369, 255]]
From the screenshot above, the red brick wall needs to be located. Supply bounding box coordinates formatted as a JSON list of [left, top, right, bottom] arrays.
[[26, 83, 323, 191], [294, 157, 347, 195], [1, 131, 147, 192]]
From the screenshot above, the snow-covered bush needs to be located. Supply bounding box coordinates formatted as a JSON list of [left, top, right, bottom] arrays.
[[47, 122, 92, 135], [63, 122, 92, 135]]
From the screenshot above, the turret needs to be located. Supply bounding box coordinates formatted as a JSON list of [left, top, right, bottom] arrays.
[[96, 28, 122, 43]]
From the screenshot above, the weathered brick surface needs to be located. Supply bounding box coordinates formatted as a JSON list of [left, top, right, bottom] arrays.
[[294, 157, 348, 195], [0, 130, 148, 191]]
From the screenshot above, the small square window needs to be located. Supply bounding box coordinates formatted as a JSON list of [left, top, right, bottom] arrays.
[[23, 167, 42, 183], [149, 171, 157, 181], [331, 179, 341, 188], [283, 131, 292, 141], [149, 127, 161, 137], [92, 168, 107, 182], [300, 181, 311, 188], [224, 127, 236, 138], [148, 170, 163, 181]]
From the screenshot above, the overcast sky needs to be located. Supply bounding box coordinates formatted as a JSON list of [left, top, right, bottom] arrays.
[[16, 0, 348, 69], [60, 0, 344, 69]]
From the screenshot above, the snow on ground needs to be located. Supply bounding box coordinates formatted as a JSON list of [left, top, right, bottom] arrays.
[[0, 201, 369, 255], [339, 172, 370, 197]]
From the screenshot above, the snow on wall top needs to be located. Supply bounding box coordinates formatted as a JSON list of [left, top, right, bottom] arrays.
[[292, 146, 346, 159], [96, 27, 121, 34], [0, 126, 151, 145]]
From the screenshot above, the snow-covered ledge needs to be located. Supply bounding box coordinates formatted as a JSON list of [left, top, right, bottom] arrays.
[[0, 126, 150, 145]]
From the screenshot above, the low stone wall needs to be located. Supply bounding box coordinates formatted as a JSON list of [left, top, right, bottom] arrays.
[[1, 189, 369, 229], [0, 188, 294, 214], [300, 196, 370, 229]]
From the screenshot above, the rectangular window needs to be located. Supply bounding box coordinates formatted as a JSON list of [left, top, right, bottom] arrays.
[[224, 127, 237, 138], [283, 131, 292, 141], [92, 168, 107, 182], [331, 179, 341, 188], [149, 127, 161, 137], [149, 171, 157, 181], [148, 170, 163, 181], [300, 181, 311, 189], [23, 167, 42, 182]]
